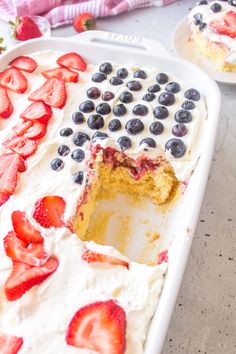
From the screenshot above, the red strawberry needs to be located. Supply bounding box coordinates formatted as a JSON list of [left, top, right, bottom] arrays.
[[0, 86, 13, 119], [9, 55, 38, 73], [0, 152, 25, 174], [13, 120, 47, 140], [209, 11, 236, 38], [82, 249, 129, 269], [4, 256, 59, 301], [0, 192, 10, 206], [157, 250, 168, 265], [0, 333, 23, 354], [57, 52, 87, 72], [3, 136, 38, 159], [21, 101, 52, 124], [0, 67, 27, 93], [73, 13, 96, 33], [41, 67, 79, 83], [13, 120, 33, 137], [12, 210, 44, 243], [9, 16, 42, 41], [33, 195, 66, 228], [0, 153, 20, 194], [66, 300, 126, 354], [29, 78, 67, 109]]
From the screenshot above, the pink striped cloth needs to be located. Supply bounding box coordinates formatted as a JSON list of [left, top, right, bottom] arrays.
[[0, 0, 178, 28]]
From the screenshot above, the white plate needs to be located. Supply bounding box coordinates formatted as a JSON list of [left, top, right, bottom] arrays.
[[172, 16, 236, 85]]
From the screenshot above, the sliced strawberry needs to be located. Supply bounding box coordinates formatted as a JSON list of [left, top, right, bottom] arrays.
[[82, 249, 129, 269], [0, 152, 25, 174], [33, 195, 66, 228], [41, 67, 79, 83], [13, 120, 33, 136], [0, 333, 23, 354], [21, 101, 52, 124], [209, 11, 236, 38], [3, 136, 38, 159], [73, 13, 96, 33], [57, 52, 87, 72], [0, 86, 13, 119], [0, 192, 10, 206], [4, 231, 46, 267], [0, 67, 27, 93], [10, 16, 42, 41], [157, 250, 168, 265], [13, 120, 47, 140], [9, 55, 37, 73], [0, 153, 20, 194], [66, 300, 126, 354], [4, 256, 59, 301], [12, 211, 44, 243], [28, 78, 67, 109]]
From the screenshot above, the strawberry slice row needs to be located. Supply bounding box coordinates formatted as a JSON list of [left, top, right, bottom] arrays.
[[0, 333, 23, 354]]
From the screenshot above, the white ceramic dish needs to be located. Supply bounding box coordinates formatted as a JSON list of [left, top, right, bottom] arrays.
[[172, 16, 236, 85], [0, 30, 221, 354]]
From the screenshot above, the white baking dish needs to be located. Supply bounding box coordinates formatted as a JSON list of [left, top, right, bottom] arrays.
[[0, 30, 221, 354]]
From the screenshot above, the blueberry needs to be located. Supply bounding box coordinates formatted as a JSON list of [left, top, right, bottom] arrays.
[[87, 114, 104, 129], [108, 119, 122, 132], [125, 118, 144, 135], [156, 73, 169, 85], [79, 100, 95, 113], [149, 121, 164, 135], [99, 62, 113, 74], [165, 82, 181, 94], [228, 0, 236, 6], [102, 91, 114, 101], [92, 72, 106, 83], [148, 84, 160, 93], [58, 144, 70, 156], [133, 70, 147, 79], [172, 123, 188, 137], [87, 87, 101, 99], [143, 93, 155, 102], [96, 102, 111, 115], [92, 132, 108, 142], [119, 91, 133, 103], [193, 13, 202, 25], [165, 138, 186, 158], [197, 0, 208, 4], [153, 106, 169, 119], [117, 136, 132, 150], [60, 127, 73, 137], [184, 88, 201, 101], [51, 158, 64, 171], [133, 104, 148, 116], [174, 109, 192, 123], [73, 132, 90, 146], [73, 171, 84, 184], [126, 80, 142, 91], [110, 76, 123, 85], [199, 22, 207, 31], [210, 2, 222, 12], [140, 138, 156, 148], [117, 68, 128, 79], [71, 149, 85, 162], [113, 104, 127, 116], [158, 92, 175, 106], [72, 111, 85, 125], [182, 100, 196, 110]]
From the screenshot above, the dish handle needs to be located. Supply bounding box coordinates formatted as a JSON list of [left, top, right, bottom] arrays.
[[71, 30, 171, 58]]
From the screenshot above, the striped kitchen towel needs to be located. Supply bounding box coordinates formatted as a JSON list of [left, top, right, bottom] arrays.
[[0, 0, 178, 28]]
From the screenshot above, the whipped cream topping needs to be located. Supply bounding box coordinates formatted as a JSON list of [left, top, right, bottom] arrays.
[[188, 1, 236, 64]]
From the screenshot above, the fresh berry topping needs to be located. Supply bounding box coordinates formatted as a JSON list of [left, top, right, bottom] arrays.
[[149, 121, 164, 135], [197, 0, 208, 4], [119, 91, 133, 104], [148, 84, 160, 93], [86, 87, 101, 99], [29, 78, 67, 109], [51, 158, 64, 171], [9, 55, 37, 73], [66, 300, 126, 354], [209, 10, 236, 38], [12, 211, 43, 243], [73, 13, 96, 32], [33, 195, 66, 228], [165, 138, 186, 158], [125, 118, 144, 135], [110, 76, 123, 85], [57, 52, 87, 72], [140, 138, 156, 148], [199, 22, 207, 31], [153, 106, 169, 119], [96, 102, 111, 115], [157, 249, 168, 265], [42, 67, 79, 83], [193, 13, 203, 25], [60, 127, 73, 137], [92, 72, 106, 83], [21, 101, 52, 124], [99, 62, 113, 74], [79, 100, 95, 113], [73, 132, 90, 146], [3, 136, 38, 159], [13, 120, 47, 140], [0, 86, 13, 119], [92, 132, 108, 142], [143, 93, 155, 102], [126, 80, 142, 91], [4, 256, 59, 301], [102, 91, 114, 101], [0, 192, 10, 206], [133, 69, 147, 79], [156, 73, 169, 85], [174, 109, 192, 123], [82, 249, 129, 268], [58, 144, 70, 156], [0, 67, 27, 93], [210, 2, 222, 12], [71, 149, 85, 162], [117, 136, 132, 151], [165, 82, 181, 93], [158, 92, 175, 106], [0, 153, 21, 194], [133, 104, 148, 116], [73, 171, 84, 184], [117, 68, 128, 79], [87, 114, 104, 129], [10, 16, 42, 41], [172, 123, 188, 137], [72, 111, 85, 125], [228, 0, 236, 5], [108, 119, 122, 132], [182, 100, 196, 110], [113, 104, 127, 116], [0, 333, 23, 354]]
